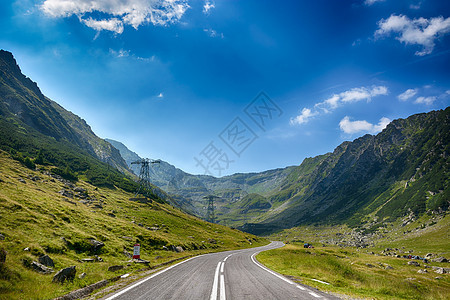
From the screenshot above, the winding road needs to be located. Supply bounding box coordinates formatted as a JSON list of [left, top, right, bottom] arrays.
[[102, 241, 338, 300]]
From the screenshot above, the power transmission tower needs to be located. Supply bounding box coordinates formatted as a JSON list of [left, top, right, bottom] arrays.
[[204, 195, 219, 223], [130, 158, 160, 198]]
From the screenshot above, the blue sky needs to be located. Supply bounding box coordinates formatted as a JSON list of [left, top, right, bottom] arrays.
[[1, 0, 449, 176]]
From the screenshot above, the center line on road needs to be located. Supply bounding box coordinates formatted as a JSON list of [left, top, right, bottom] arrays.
[[223, 254, 232, 262], [219, 273, 226, 300], [210, 261, 221, 300]]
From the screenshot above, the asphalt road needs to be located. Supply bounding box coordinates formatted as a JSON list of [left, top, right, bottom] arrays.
[[102, 241, 339, 300]]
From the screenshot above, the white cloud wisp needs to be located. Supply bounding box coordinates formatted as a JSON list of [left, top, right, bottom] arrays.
[[339, 116, 391, 134], [375, 14, 450, 56], [41, 0, 190, 33], [397, 88, 418, 101], [290, 85, 388, 126], [203, 1, 215, 14]]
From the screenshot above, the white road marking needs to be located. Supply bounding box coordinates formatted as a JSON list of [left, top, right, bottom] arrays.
[[219, 273, 226, 300], [223, 254, 232, 262], [105, 256, 198, 300], [210, 261, 222, 300], [309, 291, 321, 298], [250, 253, 294, 285], [296, 285, 306, 290], [220, 261, 225, 273]]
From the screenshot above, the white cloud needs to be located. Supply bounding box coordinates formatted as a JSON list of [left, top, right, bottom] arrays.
[[397, 88, 418, 101], [157, 92, 164, 98], [371, 85, 389, 96], [291, 85, 388, 126], [415, 96, 436, 105], [339, 116, 391, 134], [290, 108, 318, 125], [203, 0, 215, 14], [339, 86, 388, 103], [410, 2, 422, 10], [41, 0, 189, 33], [324, 95, 340, 110], [375, 14, 450, 56], [203, 28, 224, 38], [364, 0, 385, 6], [109, 48, 130, 57], [340, 88, 371, 103]]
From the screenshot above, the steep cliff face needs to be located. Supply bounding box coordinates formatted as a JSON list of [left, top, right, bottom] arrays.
[[0, 50, 131, 175], [243, 108, 449, 234], [0, 50, 83, 145]]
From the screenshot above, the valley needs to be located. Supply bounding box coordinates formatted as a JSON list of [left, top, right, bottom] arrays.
[[0, 48, 449, 299]]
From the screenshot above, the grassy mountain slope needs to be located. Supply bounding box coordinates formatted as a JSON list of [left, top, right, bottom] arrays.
[[0, 50, 131, 179], [0, 150, 266, 299], [0, 50, 266, 299], [243, 108, 449, 234]]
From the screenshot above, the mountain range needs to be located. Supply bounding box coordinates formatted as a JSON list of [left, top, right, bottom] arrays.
[[1, 49, 448, 236], [108, 109, 449, 235]]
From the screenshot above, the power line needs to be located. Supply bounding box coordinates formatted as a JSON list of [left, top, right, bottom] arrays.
[[130, 158, 160, 198]]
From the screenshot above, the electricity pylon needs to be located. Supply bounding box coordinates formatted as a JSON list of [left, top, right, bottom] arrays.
[[204, 195, 220, 223], [130, 158, 160, 198]]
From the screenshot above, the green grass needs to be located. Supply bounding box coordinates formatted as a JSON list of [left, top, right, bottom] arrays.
[[0, 150, 267, 299], [257, 243, 450, 299], [259, 214, 450, 300]]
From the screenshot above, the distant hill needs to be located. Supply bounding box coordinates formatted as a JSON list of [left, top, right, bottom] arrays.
[[106, 138, 296, 221]]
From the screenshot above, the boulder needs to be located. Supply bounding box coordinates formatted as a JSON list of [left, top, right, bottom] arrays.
[[53, 266, 76, 283], [408, 261, 420, 267], [417, 269, 427, 274], [30, 176, 41, 181], [79, 272, 87, 279], [108, 265, 123, 272], [39, 255, 54, 268], [175, 246, 184, 253], [432, 257, 448, 263], [59, 189, 73, 198], [87, 239, 104, 252], [74, 187, 87, 193], [0, 248, 6, 263], [425, 253, 434, 258], [434, 268, 445, 274], [31, 261, 53, 274]]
